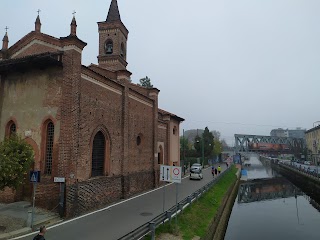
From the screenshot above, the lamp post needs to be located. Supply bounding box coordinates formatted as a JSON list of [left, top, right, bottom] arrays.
[[202, 139, 204, 167], [196, 138, 205, 167]]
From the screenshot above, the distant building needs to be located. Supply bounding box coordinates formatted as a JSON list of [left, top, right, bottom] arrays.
[[305, 125, 320, 165], [287, 128, 306, 139], [270, 128, 286, 138], [270, 128, 305, 139]]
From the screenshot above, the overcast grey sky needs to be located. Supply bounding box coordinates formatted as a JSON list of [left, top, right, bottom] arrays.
[[2, 0, 320, 144]]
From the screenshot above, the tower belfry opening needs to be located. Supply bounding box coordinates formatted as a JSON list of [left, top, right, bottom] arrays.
[[97, 0, 129, 72]]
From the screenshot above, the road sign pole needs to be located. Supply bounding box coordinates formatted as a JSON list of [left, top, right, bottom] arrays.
[[175, 182, 178, 225], [31, 182, 37, 230], [163, 183, 165, 214]]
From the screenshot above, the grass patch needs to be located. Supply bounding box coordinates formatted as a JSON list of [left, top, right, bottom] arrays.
[[152, 166, 238, 240]]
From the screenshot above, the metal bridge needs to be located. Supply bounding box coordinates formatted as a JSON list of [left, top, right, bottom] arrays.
[[234, 134, 306, 153]]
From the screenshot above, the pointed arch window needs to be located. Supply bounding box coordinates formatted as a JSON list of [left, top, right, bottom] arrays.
[[6, 120, 17, 138], [92, 131, 105, 177], [158, 145, 164, 165], [9, 123, 16, 137], [44, 121, 54, 175], [105, 40, 113, 54]]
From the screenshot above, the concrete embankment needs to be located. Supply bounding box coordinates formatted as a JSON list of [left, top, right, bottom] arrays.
[[260, 156, 320, 203], [202, 169, 240, 240]]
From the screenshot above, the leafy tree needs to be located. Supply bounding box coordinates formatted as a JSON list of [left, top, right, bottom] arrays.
[[203, 127, 214, 157], [0, 135, 34, 191], [194, 127, 214, 157], [180, 136, 189, 151], [211, 130, 221, 141], [213, 139, 223, 158], [139, 76, 153, 88], [194, 135, 201, 154]]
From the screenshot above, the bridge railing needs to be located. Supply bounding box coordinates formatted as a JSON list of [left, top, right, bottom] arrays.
[[118, 166, 232, 240], [264, 156, 320, 179], [280, 161, 320, 178]]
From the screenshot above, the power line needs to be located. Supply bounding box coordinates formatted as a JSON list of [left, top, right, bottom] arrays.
[[182, 120, 289, 128]]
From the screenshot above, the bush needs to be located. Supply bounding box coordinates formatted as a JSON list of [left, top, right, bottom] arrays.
[[0, 135, 34, 191]]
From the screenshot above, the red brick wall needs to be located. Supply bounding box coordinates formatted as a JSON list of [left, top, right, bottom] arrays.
[[77, 76, 123, 180], [127, 171, 154, 196], [127, 93, 154, 174], [13, 43, 60, 59], [66, 176, 122, 217], [0, 187, 19, 203], [158, 125, 169, 165], [0, 66, 63, 207], [34, 179, 60, 210]]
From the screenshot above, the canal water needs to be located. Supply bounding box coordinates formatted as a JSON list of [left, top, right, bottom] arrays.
[[225, 154, 320, 240]]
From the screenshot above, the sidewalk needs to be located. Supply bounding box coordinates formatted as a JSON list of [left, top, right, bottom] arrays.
[[0, 201, 61, 240]]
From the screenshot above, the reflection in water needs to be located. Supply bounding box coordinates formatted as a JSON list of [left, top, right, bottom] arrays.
[[238, 178, 302, 204], [225, 154, 320, 240]]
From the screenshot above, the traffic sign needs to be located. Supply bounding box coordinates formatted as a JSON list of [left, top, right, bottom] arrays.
[[171, 167, 181, 183], [160, 165, 181, 183], [29, 171, 40, 183], [160, 165, 171, 182], [54, 177, 65, 183]]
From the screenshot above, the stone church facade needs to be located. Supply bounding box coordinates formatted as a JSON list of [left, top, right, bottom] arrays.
[[0, 0, 183, 217]]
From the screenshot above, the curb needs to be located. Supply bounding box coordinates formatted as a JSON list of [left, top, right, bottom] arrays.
[[0, 216, 62, 240], [0, 228, 31, 240]]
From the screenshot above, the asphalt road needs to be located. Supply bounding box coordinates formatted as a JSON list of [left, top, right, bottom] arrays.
[[16, 164, 226, 240]]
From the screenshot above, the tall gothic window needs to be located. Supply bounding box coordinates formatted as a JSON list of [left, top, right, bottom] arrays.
[[6, 121, 17, 138], [92, 131, 105, 177], [45, 122, 54, 175], [105, 40, 113, 54], [9, 123, 16, 137]]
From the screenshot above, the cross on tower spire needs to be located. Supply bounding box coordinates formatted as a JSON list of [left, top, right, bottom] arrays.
[[72, 10, 76, 17], [5, 26, 8, 33], [37, 9, 41, 16]]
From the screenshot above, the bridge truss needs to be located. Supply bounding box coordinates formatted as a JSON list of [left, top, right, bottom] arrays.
[[234, 134, 306, 153]]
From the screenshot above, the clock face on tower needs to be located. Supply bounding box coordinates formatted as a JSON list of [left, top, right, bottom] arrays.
[[105, 40, 113, 54]]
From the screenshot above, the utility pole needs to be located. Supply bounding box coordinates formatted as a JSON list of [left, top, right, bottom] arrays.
[[183, 129, 186, 175], [202, 138, 204, 167]]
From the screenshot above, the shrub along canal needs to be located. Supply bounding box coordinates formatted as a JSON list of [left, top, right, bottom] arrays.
[[225, 154, 320, 240]]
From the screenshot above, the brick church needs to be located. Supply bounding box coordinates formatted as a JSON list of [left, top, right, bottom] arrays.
[[0, 0, 183, 217]]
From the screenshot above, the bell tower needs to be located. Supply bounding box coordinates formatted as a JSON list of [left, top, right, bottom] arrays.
[[97, 0, 129, 71]]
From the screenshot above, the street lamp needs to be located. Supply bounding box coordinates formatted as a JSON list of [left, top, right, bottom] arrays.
[[196, 138, 204, 167]]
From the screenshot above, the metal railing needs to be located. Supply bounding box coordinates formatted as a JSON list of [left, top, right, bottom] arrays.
[[279, 161, 320, 179], [118, 167, 232, 240]]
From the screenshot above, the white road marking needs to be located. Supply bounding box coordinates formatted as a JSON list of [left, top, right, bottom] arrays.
[[12, 169, 206, 239]]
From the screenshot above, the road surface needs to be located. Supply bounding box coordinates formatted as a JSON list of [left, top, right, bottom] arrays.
[[16, 164, 226, 240]]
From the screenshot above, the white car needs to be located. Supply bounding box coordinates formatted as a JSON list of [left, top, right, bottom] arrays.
[[191, 163, 202, 170], [190, 168, 203, 180]]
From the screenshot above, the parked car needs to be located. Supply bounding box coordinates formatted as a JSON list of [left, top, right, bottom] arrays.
[[190, 168, 203, 180], [191, 163, 202, 170]]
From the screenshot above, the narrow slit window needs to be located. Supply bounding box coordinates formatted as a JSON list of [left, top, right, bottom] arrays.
[[45, 122, 54, 175]]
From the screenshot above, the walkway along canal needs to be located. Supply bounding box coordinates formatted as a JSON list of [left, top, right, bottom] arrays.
[[224, 154, 320, 240]]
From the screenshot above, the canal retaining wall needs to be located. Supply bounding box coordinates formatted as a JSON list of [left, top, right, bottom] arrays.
[[202, 169, 240, 240], [260, 156, 320, 203]]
